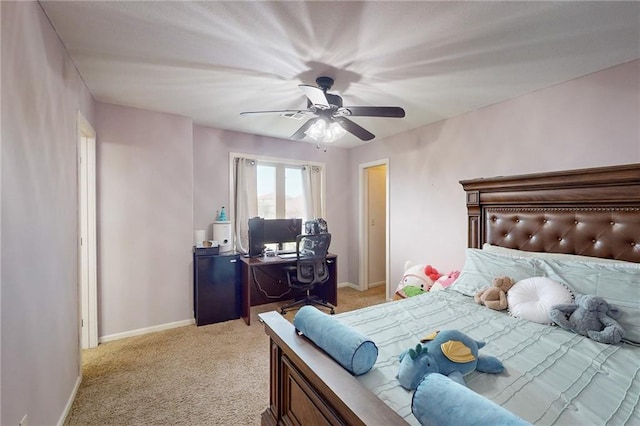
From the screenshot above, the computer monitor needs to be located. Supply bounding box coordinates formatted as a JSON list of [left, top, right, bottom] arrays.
[[247, 217, 303, 257], [248, 217, 265, 257], [263, 218, 302, 250]]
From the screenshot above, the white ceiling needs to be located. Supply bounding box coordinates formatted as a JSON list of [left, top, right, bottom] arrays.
[[40, 1, 639, 148]]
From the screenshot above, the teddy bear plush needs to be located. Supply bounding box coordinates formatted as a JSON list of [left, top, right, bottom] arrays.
[[397, 329, 504, 390], [548, 294, 625, 344], [474, 276, 515, 311]]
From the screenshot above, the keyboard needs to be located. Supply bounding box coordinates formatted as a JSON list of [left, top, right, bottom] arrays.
[[278, 253, 298, 259]]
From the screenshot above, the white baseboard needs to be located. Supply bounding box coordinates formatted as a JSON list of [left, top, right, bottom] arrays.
[[338, 282, 359, 290], [99, 318, 195, 343], [339, 282, 386, 291], [58, 375, 81, 426]]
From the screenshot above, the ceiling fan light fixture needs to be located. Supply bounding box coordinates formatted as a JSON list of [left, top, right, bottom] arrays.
[[304, 118, 327, 140], [304, 119, 346, 143], [324, 122, 346, 143]]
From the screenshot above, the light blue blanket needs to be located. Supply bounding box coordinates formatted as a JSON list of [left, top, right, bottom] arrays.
[[336, 290, 640, 425]]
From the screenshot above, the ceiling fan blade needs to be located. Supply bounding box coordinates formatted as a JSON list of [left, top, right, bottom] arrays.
[[240, 109, 312, 116], [299, 85, 330, 109], [340, 106, 405, 118], [291, 117, 319, 140], [334, 117, 375, 141]]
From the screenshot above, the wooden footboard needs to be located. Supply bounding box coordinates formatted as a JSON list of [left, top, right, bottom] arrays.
[[259, 311, 406, 426]]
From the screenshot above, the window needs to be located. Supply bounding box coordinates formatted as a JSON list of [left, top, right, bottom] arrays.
[[257, 165, 276, 218], [231, 153, 325, 254], [256, 164, 304, 220], [256, 163, 307, 252]]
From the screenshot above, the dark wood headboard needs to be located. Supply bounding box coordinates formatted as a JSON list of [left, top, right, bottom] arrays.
[[460, 163, 640, 263]]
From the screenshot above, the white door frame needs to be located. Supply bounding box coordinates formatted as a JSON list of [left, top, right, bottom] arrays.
[[358, 159, 390, 297], [77, 111, 98, 349]]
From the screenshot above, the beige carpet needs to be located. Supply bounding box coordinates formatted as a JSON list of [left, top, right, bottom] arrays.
[[65, 286, 387, 426]]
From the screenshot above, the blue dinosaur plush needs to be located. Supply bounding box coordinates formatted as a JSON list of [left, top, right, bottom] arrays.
[[397, 329, 504, 390]]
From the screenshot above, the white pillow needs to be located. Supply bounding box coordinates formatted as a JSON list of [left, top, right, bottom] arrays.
[[507, 277, 573, 324]]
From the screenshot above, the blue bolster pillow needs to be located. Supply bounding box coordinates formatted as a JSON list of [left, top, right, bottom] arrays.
[[293, 306, 378, 376], [412, 373, 531, 426]]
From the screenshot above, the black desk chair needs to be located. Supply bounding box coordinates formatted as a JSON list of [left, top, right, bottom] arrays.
[[280, 233, 335, 315]]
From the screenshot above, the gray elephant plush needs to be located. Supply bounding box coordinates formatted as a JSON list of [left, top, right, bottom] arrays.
[[549, 294, 625, 344]]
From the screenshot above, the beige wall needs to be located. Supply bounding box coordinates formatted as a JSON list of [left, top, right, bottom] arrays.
[[193, 125, 352, 284], [95, 103, 194, 338], [91, 106, 352, 341], [349, 60, 640, 298], [1, 2, 95, 424]]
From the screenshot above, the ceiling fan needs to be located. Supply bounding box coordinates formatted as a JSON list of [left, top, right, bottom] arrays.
[[240, 77, 405, 142]]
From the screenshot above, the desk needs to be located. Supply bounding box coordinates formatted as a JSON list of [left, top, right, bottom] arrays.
[[240, 254, 337, 325]]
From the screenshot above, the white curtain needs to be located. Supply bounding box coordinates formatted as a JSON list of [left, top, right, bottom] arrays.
[[301, 165, 323, 221], [234, 158, 257, 253]]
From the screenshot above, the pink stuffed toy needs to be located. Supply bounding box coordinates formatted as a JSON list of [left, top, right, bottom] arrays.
[[430, 270, 460, 292]]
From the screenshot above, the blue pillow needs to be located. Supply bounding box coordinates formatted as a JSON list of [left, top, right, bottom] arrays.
[[293, 306, 378, 376], [449, 249, 540, 297], [412, 373, 531, 426], [537, 258, 640, 343]]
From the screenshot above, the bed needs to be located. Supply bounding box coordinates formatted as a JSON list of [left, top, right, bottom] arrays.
[[259, 163, 640, 426]]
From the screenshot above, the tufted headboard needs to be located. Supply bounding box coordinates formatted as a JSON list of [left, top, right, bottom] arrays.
[[460, 164, 640, 263]]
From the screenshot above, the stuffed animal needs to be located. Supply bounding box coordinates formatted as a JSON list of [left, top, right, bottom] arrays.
[[424, 265, 442, 282], [474, 276, 515, 310], [394, 261, 436, 299], [396, 329, 504, 390], [548, 294, 625, 344], [430, 270, 460, 292], [402, 286, 426, 298]]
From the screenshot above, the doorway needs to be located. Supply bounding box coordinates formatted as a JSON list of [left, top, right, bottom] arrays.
[[359, 160, 389, 298], [77, 111, 98, 349]]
